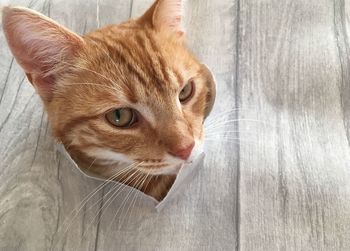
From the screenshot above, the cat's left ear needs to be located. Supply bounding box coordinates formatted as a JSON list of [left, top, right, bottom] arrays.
[[139, 0, 184, 35]]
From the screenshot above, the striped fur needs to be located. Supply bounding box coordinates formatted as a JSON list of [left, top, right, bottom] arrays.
[[2, 0, 215, 201]]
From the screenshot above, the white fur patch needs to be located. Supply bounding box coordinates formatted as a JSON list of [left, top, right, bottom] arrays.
[[85, 148, 133, 164]]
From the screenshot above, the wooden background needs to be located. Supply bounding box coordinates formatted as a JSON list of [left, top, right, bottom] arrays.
[[1, 0, 350, 250]]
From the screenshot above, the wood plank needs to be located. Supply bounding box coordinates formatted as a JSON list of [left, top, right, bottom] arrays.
[[238, 0, 350, 250]]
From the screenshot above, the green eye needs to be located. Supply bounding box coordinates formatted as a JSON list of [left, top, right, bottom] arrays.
[[106, 108, 137, 128], [179, 81, 194, 103]]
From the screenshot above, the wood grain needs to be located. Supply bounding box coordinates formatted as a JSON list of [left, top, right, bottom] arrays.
[[238, 0, 350, 250], [0, 0, 350, 250]]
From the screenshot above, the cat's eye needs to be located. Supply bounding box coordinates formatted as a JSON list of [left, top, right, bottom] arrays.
[[179, 81, 194, 103], [106, 108, 137, 128]]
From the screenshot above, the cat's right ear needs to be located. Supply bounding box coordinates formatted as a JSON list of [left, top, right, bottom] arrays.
[[2, 7, 84, 102], [138, 0, 184, 36]]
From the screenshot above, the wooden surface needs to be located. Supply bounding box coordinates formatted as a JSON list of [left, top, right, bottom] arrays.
[[0, 0, 350, 250]]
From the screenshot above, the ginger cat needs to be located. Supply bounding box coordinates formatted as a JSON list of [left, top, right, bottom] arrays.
[[2, 0, 215, 201]]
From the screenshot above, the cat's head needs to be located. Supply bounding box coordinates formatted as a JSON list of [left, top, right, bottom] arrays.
[[2, 0, 215, 176]]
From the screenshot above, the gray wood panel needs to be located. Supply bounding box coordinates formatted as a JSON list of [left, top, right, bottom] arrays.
[[238, 0, 350, 250], [1, 0, 350, 250]]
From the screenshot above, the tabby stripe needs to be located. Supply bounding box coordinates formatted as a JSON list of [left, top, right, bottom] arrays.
[[59, 114, 100, 140], [82, 37, 136, 101], [173, 69, 184, 86], [87, 36, 139, 98], [133, 33, 166, 92], [137, 32, 169, 89], [144, 30, 171, 83], [105, 42, 149, 93]]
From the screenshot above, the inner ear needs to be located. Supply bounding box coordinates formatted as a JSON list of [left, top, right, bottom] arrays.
[[2, 7, 84, 101], [138, 0, 184, 35]]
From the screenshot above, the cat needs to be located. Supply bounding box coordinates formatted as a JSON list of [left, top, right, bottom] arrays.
[[1, 0, 216, 201]]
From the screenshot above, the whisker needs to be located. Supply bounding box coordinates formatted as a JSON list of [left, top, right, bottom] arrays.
[[204, 138, 295, 162], [205, 131, 250, 138], [205, 119, 258, 130], [57, 162, 137, 239], [205, 107, 256, 124], [65, 82, 123, 94], [205, 119, 241, 131], [82, 164, 144, 237], [61, 141, 76, 153], [76, 163, 139, 215], [88, 171, 144, 233], [85, 39, 132, 92], [205, 116, 239, 129], [205, 138, 240, 142], [205, 108, 242, 122], [107, 169, 153, 232], [205, 107, 253, 124], [205, 119, 279, 132], [88, 158, 97, 170], [89, 40, 121, 75], [86, 170, 140, 223], [119, 170, 151, 229], [115, 173, 147, 229], [48, 56, 123, 90]]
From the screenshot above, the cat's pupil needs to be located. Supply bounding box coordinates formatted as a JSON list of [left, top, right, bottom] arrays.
[[114, 110, 121, 122]]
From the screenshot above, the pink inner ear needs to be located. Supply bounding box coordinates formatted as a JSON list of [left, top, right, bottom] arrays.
[[2, 7, 83, 100], [153, 0, 184, 33]]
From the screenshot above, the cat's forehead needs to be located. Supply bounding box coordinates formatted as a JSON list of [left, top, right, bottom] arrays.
[[82, 28, 198, 104]]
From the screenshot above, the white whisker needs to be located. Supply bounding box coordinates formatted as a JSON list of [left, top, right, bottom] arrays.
[[65, 82, 123, 94], [49, 56, 123, 90], [86, 39, 131, 92], [205, 131, 249, 138], [115, 173, 146, 229], [204, 107, 258, 123], [93, 171, 144, 232], [82, 163, 144, 237], [57, 162, 137, 240], [205, 119, 279, 132], [204, 138, 295, 162], [119, 170, 150, 229]]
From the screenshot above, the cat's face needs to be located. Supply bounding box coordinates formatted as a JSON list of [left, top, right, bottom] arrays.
[[50, 30, 214, 175], [2, 0, 215, 177]]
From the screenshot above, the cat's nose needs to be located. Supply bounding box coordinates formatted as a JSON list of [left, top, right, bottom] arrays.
[[170, 142, 195, 160]]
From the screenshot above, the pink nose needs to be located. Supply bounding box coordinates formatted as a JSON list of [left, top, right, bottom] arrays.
[[170, 142, 195, 160]]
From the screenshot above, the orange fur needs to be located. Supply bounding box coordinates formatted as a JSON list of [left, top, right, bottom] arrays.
[[2, 0, 215, 201]]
